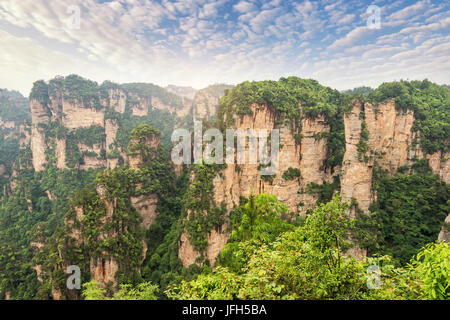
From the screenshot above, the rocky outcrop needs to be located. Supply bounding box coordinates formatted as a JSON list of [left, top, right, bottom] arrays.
[[340, 102, 374, 215], [127, 131, 161, 231], [27, 77, 189, 172], [438, 214, 450, 243], [30, 126, 47, 172], [127, 133, 161, 170], [62, 100, 105, 129], [78, 143, 106, 170], [179, 103, 336, 267], [55, 139, 66, 169], [427, 150, 450, 184], [192, 84, 233, 121], [365, 100, 416, 173], [0, 118, 15, 129], [178, 231, 200, 267], [108, 89, 127, 114], [180, 97, 450, 266], [151, 96, 192, 117], [130, 194, 159, 229], [90, 256, 119, 288], [341, 100, 419, 215], [165, 85, 197, 100]]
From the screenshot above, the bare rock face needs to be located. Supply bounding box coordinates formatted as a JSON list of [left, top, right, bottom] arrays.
[[364, 100, 416, 173], [427, 150, 450, 184], [178, 230, 201, 267], [438, 214, 450, 243], [62, 100, 105, 129], [340, 102, 374, 215], [78, 143, 106, 170], [131, 102, 149, 116], [30, 100, 50, 124], [108, 89, 127, 114], [341, 100, 417, 215], [298, 115, 335, 214], [56, 139, 66, 169], [90, 256, 119, 288], [30, 126, 47, 172], [151, 96, 192, 117], [192, 85, 233, 121], [130, 194, 159, 229]]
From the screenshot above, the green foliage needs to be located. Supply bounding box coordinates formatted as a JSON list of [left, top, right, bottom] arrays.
[[61, 75, 103, 109], [168, 196, 367, 300], [168, 196, 449, 300], [367, 170, 449, 264], [357, 121, 369, 162], [282, 167, 301, 181], [82, 281, 107, 300], [306, 176, 341, 205], [411, 242, 449, 300], [183, 161, 226, 256], [218, 194, 295, 273], [29, 80, 50, 105], [218, 76, 346, 125], [82, 280, 158, 300], [0, 89, 30, 122], [344, 86, 374, 97]]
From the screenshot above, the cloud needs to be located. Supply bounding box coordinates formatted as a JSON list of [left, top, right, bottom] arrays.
[[328, 27, 370, 49], [233, 1, 256, 13], [0, 0, 448, 94]]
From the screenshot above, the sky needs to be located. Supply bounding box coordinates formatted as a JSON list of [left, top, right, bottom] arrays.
[[0, 0, 449, 96]]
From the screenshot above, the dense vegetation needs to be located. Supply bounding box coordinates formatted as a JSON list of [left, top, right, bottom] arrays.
[[0, 89, 30, 123], [365, 165, 449, 264], [0, 76, 449, 300], [167, 196, 449, 300]]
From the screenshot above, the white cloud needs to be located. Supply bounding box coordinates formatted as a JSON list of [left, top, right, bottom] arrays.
[[328, 27, 370, 49], [233, 1, 255, 13], [0, 0, 448, 95]]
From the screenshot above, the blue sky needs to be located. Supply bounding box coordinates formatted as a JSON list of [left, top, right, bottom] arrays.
[[0, 0, 449, 95]]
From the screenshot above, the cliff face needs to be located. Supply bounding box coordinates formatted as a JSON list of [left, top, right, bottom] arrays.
[[340, 100, 447, 216], [179, 103, 336, 267], [165, 85, 197, 100], [47, 132, 163, 295], [179, 99, 450, 267], [0, 89, 30, 196], [29, 87, 125, 171], [27, 76, 191, 173], [192, 84, 234, 121], [25, 79, 235, 174]]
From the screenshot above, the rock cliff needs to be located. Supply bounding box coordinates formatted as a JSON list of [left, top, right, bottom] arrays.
[[192, 84, 234, 121], [179, 97, 450, 267]]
